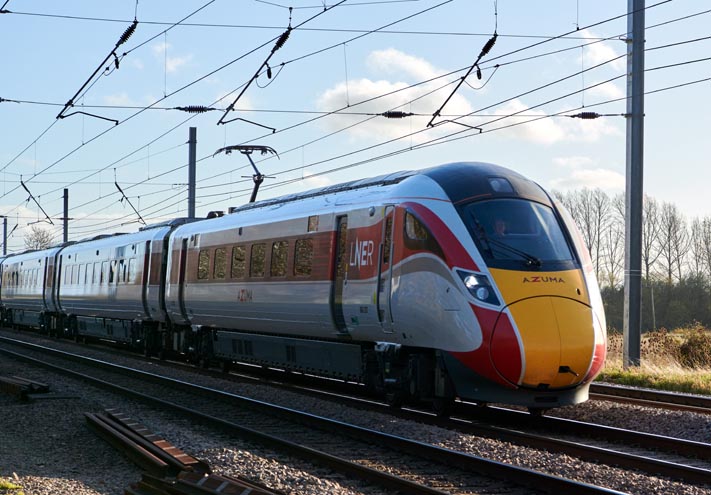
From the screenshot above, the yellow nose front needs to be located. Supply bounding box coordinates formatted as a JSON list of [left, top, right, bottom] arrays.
[[505, 296, 595, 388]]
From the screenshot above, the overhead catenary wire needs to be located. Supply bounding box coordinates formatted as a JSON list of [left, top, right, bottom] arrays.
[[0, 1, 708, 246], [60, 70, 711, 241]]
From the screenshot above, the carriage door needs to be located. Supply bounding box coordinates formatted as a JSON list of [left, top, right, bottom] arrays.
[[331, 215, 348, 333], [177, 237, 190, 323], [378, 206, 395, 333]]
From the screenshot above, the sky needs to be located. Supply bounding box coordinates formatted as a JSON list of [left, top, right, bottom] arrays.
[[1, 0, 709, 253]]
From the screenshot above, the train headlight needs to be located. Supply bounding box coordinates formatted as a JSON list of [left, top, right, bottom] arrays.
[[458, 270, 500, 305]]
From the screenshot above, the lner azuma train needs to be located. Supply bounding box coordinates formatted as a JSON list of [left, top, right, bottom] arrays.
[[0, 162, 606, 412]]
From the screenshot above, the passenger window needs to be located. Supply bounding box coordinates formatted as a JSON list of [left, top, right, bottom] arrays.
[[383, 216, 393, 265], [270, 241, 288, 277], [79, 265, 85, 285], [214, 248, 226, 279], [109, 261, 116, 284], [231, 246, 246, 278], [101, 262, 108, 284], [128, 259, 136, 283], [250, 244, 266, 277], [197, 250, 210, 280], [294, 239, 313, 276], [405, 212, 429, 241]]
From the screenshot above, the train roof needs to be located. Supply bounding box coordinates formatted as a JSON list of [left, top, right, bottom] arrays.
[[227, 169, 417, 214], [227, 161, 550, 213]]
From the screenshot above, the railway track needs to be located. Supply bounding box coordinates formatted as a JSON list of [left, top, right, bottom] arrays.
[[0, 335, 626, 495], [590, 382, 711, 414]]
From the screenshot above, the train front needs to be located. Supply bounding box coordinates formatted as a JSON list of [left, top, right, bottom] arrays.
[[429, 163, 606, 409]]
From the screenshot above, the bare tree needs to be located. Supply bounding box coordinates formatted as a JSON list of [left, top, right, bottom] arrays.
[[556, 188, 611, 282], [641, 196, 662, 281], [695, 217, 711, 283], [599, 194, 625, 287], [655, 202, 691, 283], [689, 218, 705, 278], [24, 225, 54, 251]]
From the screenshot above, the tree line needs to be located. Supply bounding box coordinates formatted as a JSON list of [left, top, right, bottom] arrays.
[[555, 189, 711, 332]]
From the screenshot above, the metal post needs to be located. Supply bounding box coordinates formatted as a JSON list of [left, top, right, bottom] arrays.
[[2, 217, 6, 255], [623, 0, 645, 368], [63, 188, 69, 244], [188, 127, 197, 219]]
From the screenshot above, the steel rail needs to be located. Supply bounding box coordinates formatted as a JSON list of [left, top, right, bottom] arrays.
[[590, 383, 711, 414], [0, 337, 624, 495]]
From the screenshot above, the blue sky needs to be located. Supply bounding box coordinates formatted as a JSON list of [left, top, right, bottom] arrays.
[[1, 0, 709, 252]]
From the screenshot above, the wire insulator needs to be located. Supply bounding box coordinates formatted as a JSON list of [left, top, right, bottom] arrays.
[[381, 111, 414, 119], [175, 105, 215, 113], [272, 27, 292, 53], [476, 65, 482, 80], [116, 19, 138, 47], [570, 112, 601, 119], [479, 33, 498, 57]]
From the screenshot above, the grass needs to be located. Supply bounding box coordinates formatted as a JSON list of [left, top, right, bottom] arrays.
[[598, 325, 711, 395], [0, 479, 24, 495]]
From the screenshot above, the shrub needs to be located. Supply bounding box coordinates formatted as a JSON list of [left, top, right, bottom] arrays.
[[678, 329, 711, 368], [641, 328, 682, 362]]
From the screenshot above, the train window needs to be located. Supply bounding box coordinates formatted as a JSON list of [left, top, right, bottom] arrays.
[[109, 261, 117, 284], [383, 216, 393, 264], [231, 246, 246, 279], [463, 198, 575, 268], [128, 259, 136, 283], [250, 243, 266, 277], [405, 212, 429, 241], [119, 259, 126, 283], [270, 241, 288, 277], [198, 250, 210, 280], [101, 262, 108, 284], [79, 265, 85, 286], [308, 215, 319, 232], [214, 248, 227, 279], [294, 239, 313, 276], [92, 263, 98, 284]]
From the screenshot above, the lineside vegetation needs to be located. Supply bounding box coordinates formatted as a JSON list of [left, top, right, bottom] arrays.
[[599, 324, 711, 395]]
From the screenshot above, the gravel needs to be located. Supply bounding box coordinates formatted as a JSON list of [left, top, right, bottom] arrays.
[[2, 328, 711, 495]]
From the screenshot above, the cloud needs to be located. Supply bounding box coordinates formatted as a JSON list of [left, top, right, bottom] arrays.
[[578, 29, 625, 71], [151, 42, 192, 73], [366, 48, 440, 81], [586, 80, 625, 100], [490, 99, 566, 145], [490, 99, 621, 144], [301, 169, 332, 188], [315, 49, 471, 142], [549, 155, 625, 192]]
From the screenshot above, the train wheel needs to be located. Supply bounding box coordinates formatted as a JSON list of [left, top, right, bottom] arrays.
[[385, 391, 404, 409], [432, 397, 454, 418], [528, 407, 548, 417]]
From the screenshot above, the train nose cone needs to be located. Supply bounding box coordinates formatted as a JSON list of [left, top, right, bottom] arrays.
[[491, 297, 595, 388]]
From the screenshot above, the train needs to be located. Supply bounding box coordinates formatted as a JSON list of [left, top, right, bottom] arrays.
[[0, 162, 606, 413]]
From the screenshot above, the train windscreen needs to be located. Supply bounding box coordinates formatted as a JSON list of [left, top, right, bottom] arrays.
[[462, 199, 576, 269]]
